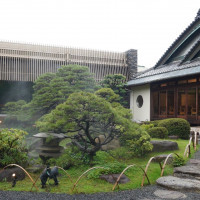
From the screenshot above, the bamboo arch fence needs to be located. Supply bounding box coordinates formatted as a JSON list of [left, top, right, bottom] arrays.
[[0, 131, 198, 193]]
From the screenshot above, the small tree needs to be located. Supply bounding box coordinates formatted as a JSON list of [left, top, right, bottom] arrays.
[[37, 92, 131, 159]]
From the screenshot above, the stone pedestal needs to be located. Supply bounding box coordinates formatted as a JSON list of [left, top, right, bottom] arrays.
[[33, 133, 65, 162]]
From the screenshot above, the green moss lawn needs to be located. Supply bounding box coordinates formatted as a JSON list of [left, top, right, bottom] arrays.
[[0, 138, 197, 194]]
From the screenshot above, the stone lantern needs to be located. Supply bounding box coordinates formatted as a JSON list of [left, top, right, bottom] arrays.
[[33, 132, 66, 163]]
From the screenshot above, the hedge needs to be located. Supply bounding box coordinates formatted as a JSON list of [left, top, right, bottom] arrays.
[[148, 127, 168, 139], [158, 118, 190, 139]]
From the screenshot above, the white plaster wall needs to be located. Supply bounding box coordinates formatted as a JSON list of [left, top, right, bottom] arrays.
[[130, 84, 150, 122]]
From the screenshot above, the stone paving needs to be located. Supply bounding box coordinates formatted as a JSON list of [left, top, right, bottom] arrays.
[[154, 132, 200, 199]]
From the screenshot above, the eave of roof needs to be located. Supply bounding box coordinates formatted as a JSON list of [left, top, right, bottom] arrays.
[[127, 62, 200, 86]]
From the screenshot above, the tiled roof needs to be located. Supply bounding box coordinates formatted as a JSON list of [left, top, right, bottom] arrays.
[[127, 59, 200, 86]]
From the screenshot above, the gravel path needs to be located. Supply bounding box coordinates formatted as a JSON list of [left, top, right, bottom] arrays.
[[1, 185, 200, 200]]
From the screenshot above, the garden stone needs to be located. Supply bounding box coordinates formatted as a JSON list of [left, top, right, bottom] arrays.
[[100, 174, 130, 184], [174, 165, 200, 179], [154, 189, 187, 199], [187, 159, 200, 166], [0, 167, 25, 182], [150, 140, 178, 152], [153, 154, 173, 164], [156, 176, 200, 192]]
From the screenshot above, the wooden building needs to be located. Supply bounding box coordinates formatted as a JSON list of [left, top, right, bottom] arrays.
[[128, 9, 200, 125]]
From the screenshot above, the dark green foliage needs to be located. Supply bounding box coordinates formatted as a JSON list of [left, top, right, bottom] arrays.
[[2, 100, 26, 114], [29, 65, 96, 119], [95, 88, 120, 103], [109, 147, 133, 160], [151, 120, 160, 127], [48, 146, 90, 169], [100, 74, 129, 108], [0, 129, 28, 167], [37, 91, 150, 159], [3, 65, 97, 125], [92, 151, 114, 165], [120, 123, 153, 157], [87, 161, 126, 179], [142, 120, 159, 127], [37, 92, 132, 159], [140, 123, 154, 132], [158, 118, 190, 139], [148, 127, 168, 139], [172, 156, 185, 167]]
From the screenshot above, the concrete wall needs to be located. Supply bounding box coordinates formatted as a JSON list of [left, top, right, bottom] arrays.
[[130, 84, 150, 122]]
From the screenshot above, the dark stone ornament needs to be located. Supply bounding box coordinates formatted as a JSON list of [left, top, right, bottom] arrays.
[[40, 166, 59, 188], [0, 167, 25, 182]]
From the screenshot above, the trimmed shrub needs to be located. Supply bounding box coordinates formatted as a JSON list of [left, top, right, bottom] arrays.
[[148, 127, 168, 139], [151, 120, 160, 127], [140, 123, 154, 132], [87, 161, 126, 179], [142, 120, 160, 127], [172, 156, 185, 167], [120, 123, 153, 157], [158, 118, 190, 139]]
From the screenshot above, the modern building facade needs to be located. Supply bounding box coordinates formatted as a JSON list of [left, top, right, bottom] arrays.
[[0, 41, 137, 108], [0, 41, 137, 82], [128, 9, 200, 125]]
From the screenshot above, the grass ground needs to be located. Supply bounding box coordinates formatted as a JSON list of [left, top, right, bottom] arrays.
[[0, 138, 197, 194]]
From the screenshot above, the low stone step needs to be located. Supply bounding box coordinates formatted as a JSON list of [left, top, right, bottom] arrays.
[[156, 176, 200, 192], [174, 165, 200, 180], [187, 159, 200, 166], [154, 189, 187, 199]]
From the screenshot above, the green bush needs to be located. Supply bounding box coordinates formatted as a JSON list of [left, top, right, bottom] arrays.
[[48, 146, 90, 169], [148, 127, 168, 139], [87, 161, 126, 179], [120, 123, 153, 157], [140, 123, 154, 132], [92, 151, 114, 165], [158, 118, 190, 139], [172, 156, 185, 167], [108, 147, 133, 160], [0, 129, 28, 167], [142, 120, 159, 127], [151, 120, 160, 127]]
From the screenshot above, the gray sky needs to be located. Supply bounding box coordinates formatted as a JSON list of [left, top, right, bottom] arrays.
[[0, 0, 199, 68]]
